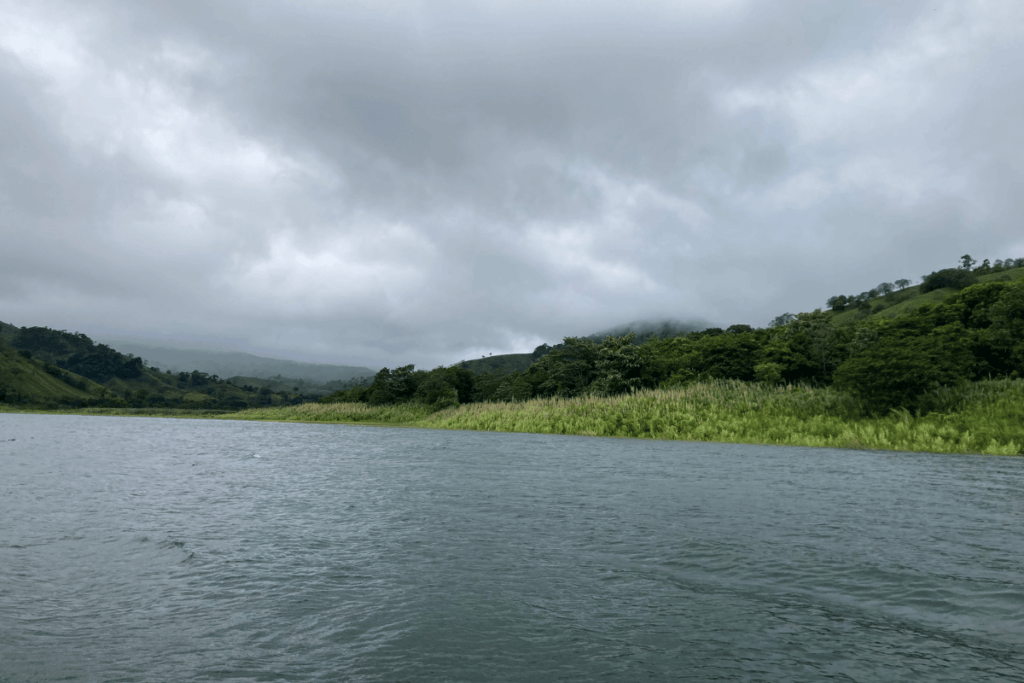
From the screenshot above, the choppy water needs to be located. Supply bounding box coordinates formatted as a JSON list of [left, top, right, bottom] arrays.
[[1, 414, 1022, 682]]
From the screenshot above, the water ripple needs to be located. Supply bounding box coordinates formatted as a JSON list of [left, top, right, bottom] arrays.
[[1, 414, 1022, 682]]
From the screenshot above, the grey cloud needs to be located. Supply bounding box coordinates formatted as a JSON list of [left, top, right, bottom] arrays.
[[2, 0, 1022, 368]]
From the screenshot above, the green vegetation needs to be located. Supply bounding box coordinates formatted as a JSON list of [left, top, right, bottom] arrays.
[[0, 324, 314, 410], [219, 379, 1024, 456], [454, 353, 536, 375], [7, 254, 1024, 456], [300, 254, 1024, 455], [0, 339, 106, 406]]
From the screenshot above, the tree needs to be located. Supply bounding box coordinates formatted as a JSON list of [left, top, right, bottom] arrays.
[[683, 330, 763, 382], [877, 282, 894, 296], [115, 356, 144, 380], [413, 369, 460, 409], [753, 362, 783, 384], [760, 310, 843, 384], [366, 365, 420, 405], [826, 295, 848, 312], [490, 371, 535, 402], [960, 254, 976, 270], [833, 324, 972, 413], [921, 268, 978, 293], [591, 333, 654, 394], [770, 313, 796, 328], [895, 279, 911, 290], [531, 343, 553, 360], [528, 337, 600, 397]]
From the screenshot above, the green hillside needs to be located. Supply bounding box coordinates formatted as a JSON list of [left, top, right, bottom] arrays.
[[824, 265, 1024, 326], [0, 341, 108, 406], [0, 323, 314, 410]]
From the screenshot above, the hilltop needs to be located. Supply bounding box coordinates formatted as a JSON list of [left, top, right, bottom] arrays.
[[822, 264, 1024, 326]]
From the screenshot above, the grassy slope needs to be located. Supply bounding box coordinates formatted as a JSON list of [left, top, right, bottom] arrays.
[[0, 343, 290, 408], [0, 343, 106, 403], [219, 379, 1024, 456], [828, 267, 1024, 326]]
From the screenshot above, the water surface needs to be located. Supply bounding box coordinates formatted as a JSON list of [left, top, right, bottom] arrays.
[[1, 414, 1022, 681]]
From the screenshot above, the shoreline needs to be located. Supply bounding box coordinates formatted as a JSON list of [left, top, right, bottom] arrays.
[[5, 379, 1022, 456]]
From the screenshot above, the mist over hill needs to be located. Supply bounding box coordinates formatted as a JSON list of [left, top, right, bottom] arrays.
[[99, 339, 376, 385], [584, 319, 710, 344]]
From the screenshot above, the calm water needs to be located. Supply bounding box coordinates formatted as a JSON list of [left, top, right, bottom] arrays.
[[1, 414, 1022, 682]]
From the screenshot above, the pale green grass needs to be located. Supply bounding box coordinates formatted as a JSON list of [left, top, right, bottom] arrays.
[[978, 267, 1024, 283], [224, 401, 436, 425], [829, 267, 1024, 325], [220, 380, 1024, 456]]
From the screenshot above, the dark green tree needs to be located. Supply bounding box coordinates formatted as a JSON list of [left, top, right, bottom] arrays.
[[833, 321, 973, 413], [366, 365, 420, 405], [921, 268, 978, 293], [528, 337, 600, 397], [770, 313, 796, 328], [592, 333, 654, 394]]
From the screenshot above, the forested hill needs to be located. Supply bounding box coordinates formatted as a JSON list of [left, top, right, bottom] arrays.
[[449, 261, 1024, 381], [322, 255, 1024, 415], [452, 322, 707, 376], [0, 324, 320, 410]]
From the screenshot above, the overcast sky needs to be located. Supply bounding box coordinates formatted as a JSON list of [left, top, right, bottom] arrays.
[[2, 0, 1022, 368]]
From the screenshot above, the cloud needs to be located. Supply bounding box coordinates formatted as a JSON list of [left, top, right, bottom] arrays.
[[1, 0, 1022, 368]]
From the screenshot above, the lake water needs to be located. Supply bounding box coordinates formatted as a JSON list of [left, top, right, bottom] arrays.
[[1, 413, 1022, 682]]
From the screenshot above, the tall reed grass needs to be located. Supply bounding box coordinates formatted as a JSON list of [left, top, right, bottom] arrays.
[[220, 379, 1024, 456]]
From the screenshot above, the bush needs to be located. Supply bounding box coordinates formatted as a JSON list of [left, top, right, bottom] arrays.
[[921, 268, 978, 293], [754, 362, 783, 384], [832, 330, 973, 413]]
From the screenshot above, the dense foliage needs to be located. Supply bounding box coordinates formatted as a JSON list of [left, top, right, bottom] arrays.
[[322, 260, 1024, 417], [920, 268, 978, 293], [233, 379, 1024, 456]]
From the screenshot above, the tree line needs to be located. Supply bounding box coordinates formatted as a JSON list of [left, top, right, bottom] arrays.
[[826, 254, 1023, 312], [2, 326, 310, 410], [324, 256, 1024, 415]]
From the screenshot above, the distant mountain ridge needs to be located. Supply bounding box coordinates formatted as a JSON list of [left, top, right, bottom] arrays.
[[96, 339, 376, 385]]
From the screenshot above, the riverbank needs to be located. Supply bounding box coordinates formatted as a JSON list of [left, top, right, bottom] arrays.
[[221, 379, 1024, 456], [5, 379, 1021, 455]]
